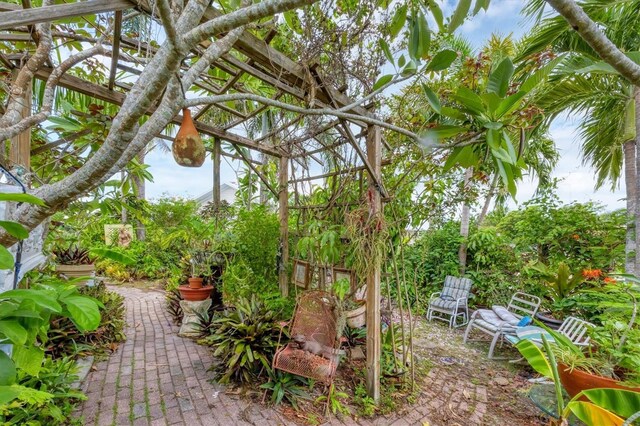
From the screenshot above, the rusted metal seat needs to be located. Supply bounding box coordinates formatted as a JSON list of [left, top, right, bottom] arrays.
[[273, 291, 340, 384]]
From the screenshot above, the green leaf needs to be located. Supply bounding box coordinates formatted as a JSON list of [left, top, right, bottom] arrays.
[[425, 125, 468, 139], [515, 338, 552, 378], [452, 87, 485, 115], [1, 290, 62, 313], [283, 11, 302, 35], [389, 5, 407, 38], [473, 0, 490, 15], [487, 57, 514, 97], [443, 145, 478, 171], [0, 221, 28, 240], [565, 401, 624, 426], [448, 0, 472, 33], [62, 296, 101, 332], [0, 320, 27, 345], [502, 130, 517, 163], [373, 74, 393, 91], [576, 388, 640, 419], [421, 84, 441, 113], [12, 345, 44, 376], [426, 49, 457, 72], [439, 106, 467, 121], [0, 385, 20, 405], [427, 0, 444, 31], [495, 91, 526, 118], [481, 92, 502, 114], [0, 351, 16, 386], [0, 246, 14, 270], [491, 147, 513, 164], [410, 11, 430, 60], [401, 59, 417, 76], [0, 193, 45, 206], [379, 39, 394, 65], [89, 248, 135, 265]]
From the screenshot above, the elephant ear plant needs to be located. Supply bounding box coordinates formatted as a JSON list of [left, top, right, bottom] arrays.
[[0, 192, 103, 405]]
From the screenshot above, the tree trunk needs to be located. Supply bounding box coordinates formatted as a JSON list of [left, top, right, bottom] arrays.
[[635, 87, 640, 274], [120, 170, 127, 224], [477, 173, 498, 228], [132, 150, 146, 241], [624, 138, 636, 275], [458, 167, 473, 275]]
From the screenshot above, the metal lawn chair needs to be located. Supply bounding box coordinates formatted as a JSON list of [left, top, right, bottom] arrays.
[[426, 276, 473, 328], [463, 292, 541, 359], [505, 316, 594, 348], [273, 291, 341, 385]]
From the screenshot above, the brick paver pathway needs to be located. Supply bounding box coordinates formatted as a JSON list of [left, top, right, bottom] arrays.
[[76, 286, 295, 426], [76, 286, 530, 426]]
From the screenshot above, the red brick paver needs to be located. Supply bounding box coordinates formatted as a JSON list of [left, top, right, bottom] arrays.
[[76, 286, 295, 426]]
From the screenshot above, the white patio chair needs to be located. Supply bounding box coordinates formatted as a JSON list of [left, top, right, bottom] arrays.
[[426, 276, 473, 328], [463, 292, 541, 359]]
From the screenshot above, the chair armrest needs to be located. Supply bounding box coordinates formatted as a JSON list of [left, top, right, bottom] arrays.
[[429, 292, 442, 302]]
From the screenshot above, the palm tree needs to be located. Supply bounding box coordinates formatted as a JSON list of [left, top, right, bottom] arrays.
[[518, 1, 640, 273]]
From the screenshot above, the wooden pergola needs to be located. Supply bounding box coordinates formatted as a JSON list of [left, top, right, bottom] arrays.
[[0, 0, 399, 400]]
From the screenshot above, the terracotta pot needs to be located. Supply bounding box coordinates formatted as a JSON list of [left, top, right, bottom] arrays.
[[557, 362, 640, 399], [188, 277, 204, 289], [172, 108, 205, 167], [346, 300, 366, 328], [56, 263, 95, 286], [178, 285, 213, 302]]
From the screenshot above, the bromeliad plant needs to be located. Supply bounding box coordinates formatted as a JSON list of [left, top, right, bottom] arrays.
[[260, 370, 312, 409], [201, 295, 283, 384]]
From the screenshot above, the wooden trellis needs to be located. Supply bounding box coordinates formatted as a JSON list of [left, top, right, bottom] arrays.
[[0, 0, 395, 400]]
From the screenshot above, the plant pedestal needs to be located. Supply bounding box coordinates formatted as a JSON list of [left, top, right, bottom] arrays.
[[178, 299, 211, 337]]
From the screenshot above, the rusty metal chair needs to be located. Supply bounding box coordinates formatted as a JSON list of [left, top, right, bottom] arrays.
[[273, 291, 340, 384]]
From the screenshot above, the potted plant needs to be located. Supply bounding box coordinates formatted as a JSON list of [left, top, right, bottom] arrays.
[[52, 244, 95, 285], [516, 335, 640, 425], [553, 276, 640, 398]]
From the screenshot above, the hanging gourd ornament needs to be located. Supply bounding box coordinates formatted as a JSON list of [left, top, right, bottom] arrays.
[[172, 108, 205, 167]]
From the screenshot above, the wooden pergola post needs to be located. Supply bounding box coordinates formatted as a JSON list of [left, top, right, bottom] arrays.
[[212, 137, 221, 208], [9, 69, 31, 172], [365, 125, 382, 401], [278, 155, 289, 297]]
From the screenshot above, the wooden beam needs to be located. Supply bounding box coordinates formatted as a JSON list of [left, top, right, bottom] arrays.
[[31, 128, 92, 155], [0, 0, 134, 30], [108, 11, 122, 91], [0, 3, 20, 12], [212, 138, 221, 208], [365, 125, 382, 402], [33, 67, 281, 157], [278, 155, 289, 297]]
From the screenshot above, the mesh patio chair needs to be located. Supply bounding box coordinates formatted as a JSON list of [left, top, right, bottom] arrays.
[[426, 276, 473, 328], [273, 291, 340, 384], [505, 316, 594, 348], [463, 292, 541, 359]]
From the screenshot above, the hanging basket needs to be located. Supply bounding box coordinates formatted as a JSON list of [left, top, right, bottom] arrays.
[[172, 108, 206, 167]]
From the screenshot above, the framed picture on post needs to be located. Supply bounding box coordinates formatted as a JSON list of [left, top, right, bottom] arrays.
[[332, 267, 356, 292], [292, 259, 311, 289]]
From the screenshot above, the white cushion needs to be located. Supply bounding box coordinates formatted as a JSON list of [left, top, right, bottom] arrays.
[[492, 305, 520, 326]]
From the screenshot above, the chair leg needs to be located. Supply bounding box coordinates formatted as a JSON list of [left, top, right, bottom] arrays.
[[488, 333, 501, 359], [463, 320, 474, 343]]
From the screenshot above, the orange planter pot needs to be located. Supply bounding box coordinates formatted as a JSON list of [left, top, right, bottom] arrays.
[[557, 362, 640, 399], [178, 285, 213, 302], [172, 108, 205, 167], [188, 277, 204, 289]]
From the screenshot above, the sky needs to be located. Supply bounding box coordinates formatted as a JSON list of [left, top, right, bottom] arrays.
[[143, 0, 627, 210]]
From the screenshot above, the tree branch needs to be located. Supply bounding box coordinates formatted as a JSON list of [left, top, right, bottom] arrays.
[[184, 93, 419, 141], [545, 0, 640, 86], [0, 45, 108, 141], [156, 0, 181, 51]]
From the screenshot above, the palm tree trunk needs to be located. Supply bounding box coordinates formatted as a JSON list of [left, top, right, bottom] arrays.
[[634, 87, 640, 274], [477, 173, 498, 227], [624, 138, 636, 274], [132, 150, 146, 241], [458, 167, 473, 275]]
